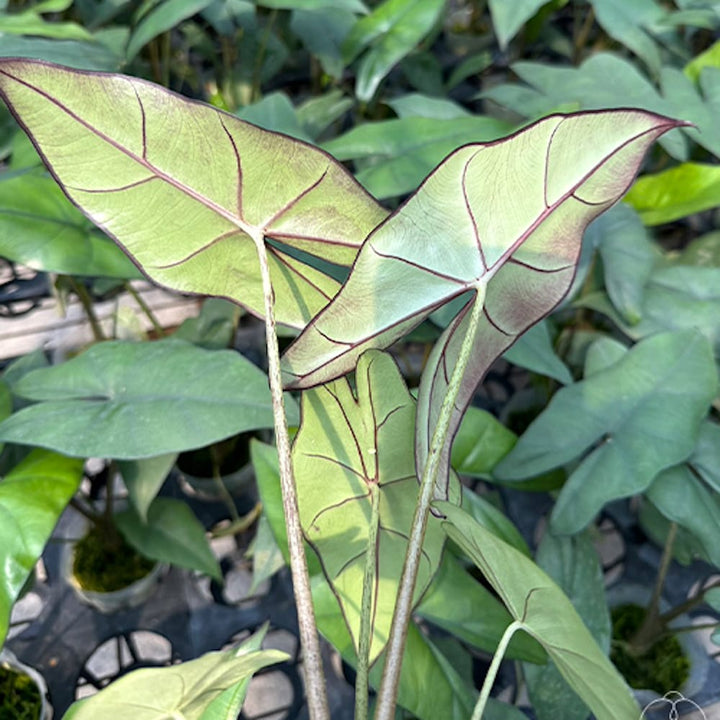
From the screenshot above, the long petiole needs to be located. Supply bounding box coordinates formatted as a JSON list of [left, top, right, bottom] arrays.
[[252, 232, 330, 720], [355, 483, 381, 720], [374, 289, 485, 720]]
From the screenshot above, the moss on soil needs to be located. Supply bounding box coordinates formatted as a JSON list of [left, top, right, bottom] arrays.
[[72, 524, 155, 592], [611, 604, 690, 694], [0, 664, 42, 720]]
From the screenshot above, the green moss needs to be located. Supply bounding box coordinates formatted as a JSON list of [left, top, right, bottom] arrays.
[[0, 664, 42, 720], [73, 524, 155, 592], [611, 604, 690, 694]]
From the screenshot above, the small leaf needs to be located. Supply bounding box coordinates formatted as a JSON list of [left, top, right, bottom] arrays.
[[503, 320, 573, 384], [0, 2, 94, 41], [495, 330, 717, 534], [343, 0, 445, 101], [294, 350, 447, 662], [0, 59, 388, 329], [63, 629, 287, 720], [690, 420, 720, 494], [625, 163, 720, 226], [439, 503, 641, 720], [115, 497, 222, 580], [118, 454, 177, 522], [488, 0, 548, 50], [0, 449, 83, 647], [0, 339, 290, 459]]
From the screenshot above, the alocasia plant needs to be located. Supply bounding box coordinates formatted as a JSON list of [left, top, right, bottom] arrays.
[[0, 56, 682, 720]]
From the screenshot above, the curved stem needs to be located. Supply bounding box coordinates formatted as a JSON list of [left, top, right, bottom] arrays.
[[374, 291, 485, 720], [472, 620, 524, 720], [355, 483, 381, 720], [252, 233, 330, 720]]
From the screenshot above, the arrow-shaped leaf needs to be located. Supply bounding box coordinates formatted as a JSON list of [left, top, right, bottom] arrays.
[[0, 59, 388, 328], [293, 350, 448, 663], [283, 110, 681, 500]]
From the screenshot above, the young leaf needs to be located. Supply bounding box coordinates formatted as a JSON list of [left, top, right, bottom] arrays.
[[62, 629, 287, 720], [284, 110, 681, 502], [0, 449, 83, 648], [293, 350, 448, 663], [495, 330, 717, 534], [0, 339, 294, 459], [438, 503, 641, 720], [0, 59, 388, 329]]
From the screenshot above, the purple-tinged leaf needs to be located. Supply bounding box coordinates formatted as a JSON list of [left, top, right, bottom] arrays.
[[0, 59, 388, 329], [283, 110, 681, 499]]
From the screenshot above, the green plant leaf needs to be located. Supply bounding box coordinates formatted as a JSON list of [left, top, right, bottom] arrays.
[[450, 405, 517, 478], [0, 36, 121, 71], [342, 0, 445, 101], [247, 512, 285, 594], [487, 0, 548, 50], [625, 163, 720, 226], [0, 339, 292, 459], [674, 231, 720, 267], [285, 111, 679, 503], [438, 503, 641, 720], [0, 171, 140, 278], [0, 1, 94, 41], [685, 39, 720, 83], [503, 319, 573, 384], [495, 330, 717, 534], [294, 350, 447, 663], [322, 115, 511, 199], [118, 453, 177, 522], [524, 530, 611, 720], [690, 420, 720, 493], [417, 553, 546, 663], [115, 497, 222, 580], [62, 627, 287, 720], [0, 59, 388, 329], [646, 463, 720, 567], [125, 0, 215, 60], [0, 379, 10, 456], [0, 449, 83, 647]]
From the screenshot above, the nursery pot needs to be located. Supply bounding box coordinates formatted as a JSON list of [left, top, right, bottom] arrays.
[[608, 583, 711, 707], [0, 647, 52, 720], [175, 432, 255, 502], [61, 524, 166, 614]]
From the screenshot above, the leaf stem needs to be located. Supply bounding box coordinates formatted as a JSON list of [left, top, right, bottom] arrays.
[[471, 620, 523, 720], [374, 291, 485, 720], [124, 282, 165, 338], [251, 232, 330, 720], [355, 482, 381, 720]]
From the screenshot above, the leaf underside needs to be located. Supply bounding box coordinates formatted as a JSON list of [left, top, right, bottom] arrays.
[[0, 59, 388, 328], [283, 110, 681, 500]]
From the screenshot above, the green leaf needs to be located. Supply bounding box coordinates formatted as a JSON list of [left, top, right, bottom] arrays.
[[0, 2, 94, 41], [417, 553, 546, 662], [284, 111, 679, 505], [247, 511, 285, 594], [116, 497, 221, 580], [684, 40, 720, 83], [625, 163, 720, 226], [646, 464, 720, 567], [118, 454, 177, 522], [322, 115, 511, 199], [451, 405, 517, 478], [704, 587, 720, 612], [0, 171, 140, 278], [674, 231, 720, 267], [0, 339, 291, 459], [504, 319, 573, 384], [495, 331, 717, 534], [590, 0, 666, 75], [294, 350, 447, 663], [63, 628, 287, 720], [0, 449, 83, 647], [438, 503, 641, 720], [260, 0, 367, 10], [386, 93, 470, 119], [173, 298, 240, 350], [235, 92, 310, 142], [595, 204, 659, 324], [524, 530, 610, 720], [488, 0, 548, 50], [312, 575, 478, 720], [0, 379, 10, 456], [690, 420, 720, 493], [0, 36, 121, 71], [343, 0, 445, 101], [296, 90, 354, 141], [126, 0, 214, 61], [0, 59, 388, 329]]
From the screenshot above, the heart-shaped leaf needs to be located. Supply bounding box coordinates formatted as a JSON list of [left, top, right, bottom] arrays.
[[293, 350, 448, 663], [438, 503, 641, 720], [495, 330, 717, 534], [0, 59, 388, 329], [0, 449, 83, 647], [283, 110, 681, 501], [62, 627, 287, 720], [0, 338, 294, 459]]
